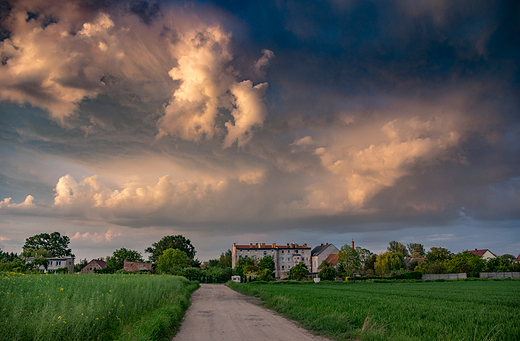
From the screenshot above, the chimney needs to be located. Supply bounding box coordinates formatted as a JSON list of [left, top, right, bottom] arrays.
[[272, 243, 276, 248], [250, 243, 253, 248], [321, 243, 323, 246], [261, 243, 265, 248], [303, 244, 307, 247], [352, 240, 355, 249]]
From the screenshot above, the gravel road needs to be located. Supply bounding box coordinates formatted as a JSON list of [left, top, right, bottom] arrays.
[[172, 284, 330, 341]]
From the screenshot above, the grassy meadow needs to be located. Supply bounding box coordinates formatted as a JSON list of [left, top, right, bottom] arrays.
[[0, 272, 198, 341], [228, 280, 520, 341]]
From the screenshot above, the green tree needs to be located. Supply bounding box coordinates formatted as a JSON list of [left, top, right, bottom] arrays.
[[23, 232, 73, 257], [288, 262, 309, 280], [387, 241, 409, 257], [425, 247, 452, 263], [21, 247, 49, 260], [232, 257, 255, 279], [374, 251, 406, 276], [484, 257, 513, 272], [499, 254, 516, 264], [105, 248, 144, 273], [156, 248, 189, 273], [444, 251, 485, 277], [74, 259, 89, 273], [31, 257, 49, 272], [318, 264, 337, 281], [258, 256, 275, 272], [219, 250, 232, 268], [338, 244, 361, 277], [257, 268, 274, 281], [145, 235, 196, 264], [407, 243, 425, 257]]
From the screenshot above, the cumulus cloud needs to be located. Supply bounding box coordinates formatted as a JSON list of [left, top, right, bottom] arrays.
[[157, 27, 270, 148], [0, 0, 270, 146], [253, 49, 274, 77]]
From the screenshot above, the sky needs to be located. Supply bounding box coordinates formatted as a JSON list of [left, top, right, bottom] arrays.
[[0, 0, 519, 262]]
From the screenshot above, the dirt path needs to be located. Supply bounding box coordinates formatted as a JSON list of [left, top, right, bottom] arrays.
[[173, 284, 331, 341]]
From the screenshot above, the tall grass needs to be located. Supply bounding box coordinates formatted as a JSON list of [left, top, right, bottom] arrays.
[[228, 280, 520, 341], [0, 272, 198, 341]]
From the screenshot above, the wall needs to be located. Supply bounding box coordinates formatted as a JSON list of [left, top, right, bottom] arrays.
[[479, 272, 520, 279], [422, 273, 467, 280]]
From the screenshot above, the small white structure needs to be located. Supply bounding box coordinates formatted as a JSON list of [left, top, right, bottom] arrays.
[[232, 276, 241, 283], [314, 278, 320, 283], [28, 256, 75, 273]]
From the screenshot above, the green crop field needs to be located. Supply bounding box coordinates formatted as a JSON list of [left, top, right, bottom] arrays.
[[229, 280, 520, 341], [0, 272, 198, 341]]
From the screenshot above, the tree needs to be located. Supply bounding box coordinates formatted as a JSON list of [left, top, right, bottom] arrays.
[[105, 248, 144, 273], [374, 251, 406, 276], [407, 243, 425, 257], [288, 262, 309, 280], [387, 241, 409, 257], [425, 247, 452, 263], [257, 268, 274, 281], [219, 250, 232, 268], [21, 247, 49, 260], [31, 257, 49, 272], [258, 256, 275, 272], [444, 251, 485, 277], [23, 232, 73, 257], [499, 254, 516, 264], [74, 259, 89, 273], [233, 257, 255, 279], [156, 248, 189, 273], [145, 235, 196, 264], [338, 244, 361, 277], [318, 264, 337, 281]]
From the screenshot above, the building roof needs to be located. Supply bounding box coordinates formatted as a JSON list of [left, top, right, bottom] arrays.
[[404, 257, 425, 265], [87, 259, 107, 267], [324, 253, 339, 266], [467, 249, 496, 257], [311, 243, 334, 256]]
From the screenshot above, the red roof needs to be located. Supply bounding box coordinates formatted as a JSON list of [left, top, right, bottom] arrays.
[[325, 253, 339, 266], [467, 249, 490, 257]]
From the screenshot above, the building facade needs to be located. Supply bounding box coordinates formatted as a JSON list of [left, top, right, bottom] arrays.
[[80, 259, 107, 274], [29, 256, 75, 273], [232, 243, 312, 279], [311, 243, 339, 274], [468, 249, 497, 260]]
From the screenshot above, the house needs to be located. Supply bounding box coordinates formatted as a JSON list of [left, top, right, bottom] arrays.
[[404, 257, 425, 270], [80, 259, 107, 274], [467, 249, 497, 260], [311, 243, 339, 274], [516, 254, 520, 264], [324, 252, 339, 268], [123, 261, 153, 272], [232, 242, 312, 279], [29, 256, 75, 273]]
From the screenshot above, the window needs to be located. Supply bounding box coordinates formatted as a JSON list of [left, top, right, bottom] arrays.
[[89, 267, 93, 271], [264, 251, 267, 255], [288, 257, 290, 262], [245, 255, 248, 259], [271, 249, 274, 253], [288, 265, 291, 269], [294, 250, 298, 253], [281, 250, 284, 253], [302, 251, 304, 254], [271, 255, 274, 259], [48, 261, 52, 266], [56, 261, 61, 266], [239, 255, 242, 259], [288, 250, 290, 254], [253, 255, 256, 260], [281, 266, 285, 270], [281, 257, 284, 261]]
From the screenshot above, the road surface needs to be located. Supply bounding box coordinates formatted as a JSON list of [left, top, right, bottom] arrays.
[[173, 284, 330, 341]]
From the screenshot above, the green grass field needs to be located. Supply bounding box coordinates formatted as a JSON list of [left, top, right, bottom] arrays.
[[228, 280, 520, 341], [0, 272, 198, 341]]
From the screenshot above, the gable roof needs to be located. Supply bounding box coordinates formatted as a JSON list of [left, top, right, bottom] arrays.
[[311, 243, 335, 256], [324, 253, 339, 266], [467, 249, 496, 257], [87, 259, 107, 268]]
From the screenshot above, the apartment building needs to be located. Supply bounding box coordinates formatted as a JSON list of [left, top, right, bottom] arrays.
[[232, 242, 312, 279]]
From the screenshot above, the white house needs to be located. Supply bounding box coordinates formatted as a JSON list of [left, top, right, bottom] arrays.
[[28, 256, 75, 273], [311, 243, 339, 273], [467, 249, 497, 260]]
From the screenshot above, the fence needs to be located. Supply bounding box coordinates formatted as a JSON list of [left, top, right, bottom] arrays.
[[479, 272, 520, 279], [422, 273, 467, 280]]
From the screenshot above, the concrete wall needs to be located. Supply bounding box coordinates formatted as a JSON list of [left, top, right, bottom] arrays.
[[422, 273, 467, 280], [479, 272, 520, 279]]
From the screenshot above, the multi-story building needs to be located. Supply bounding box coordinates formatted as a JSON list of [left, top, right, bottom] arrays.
[[232, 243, 312, 279]]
